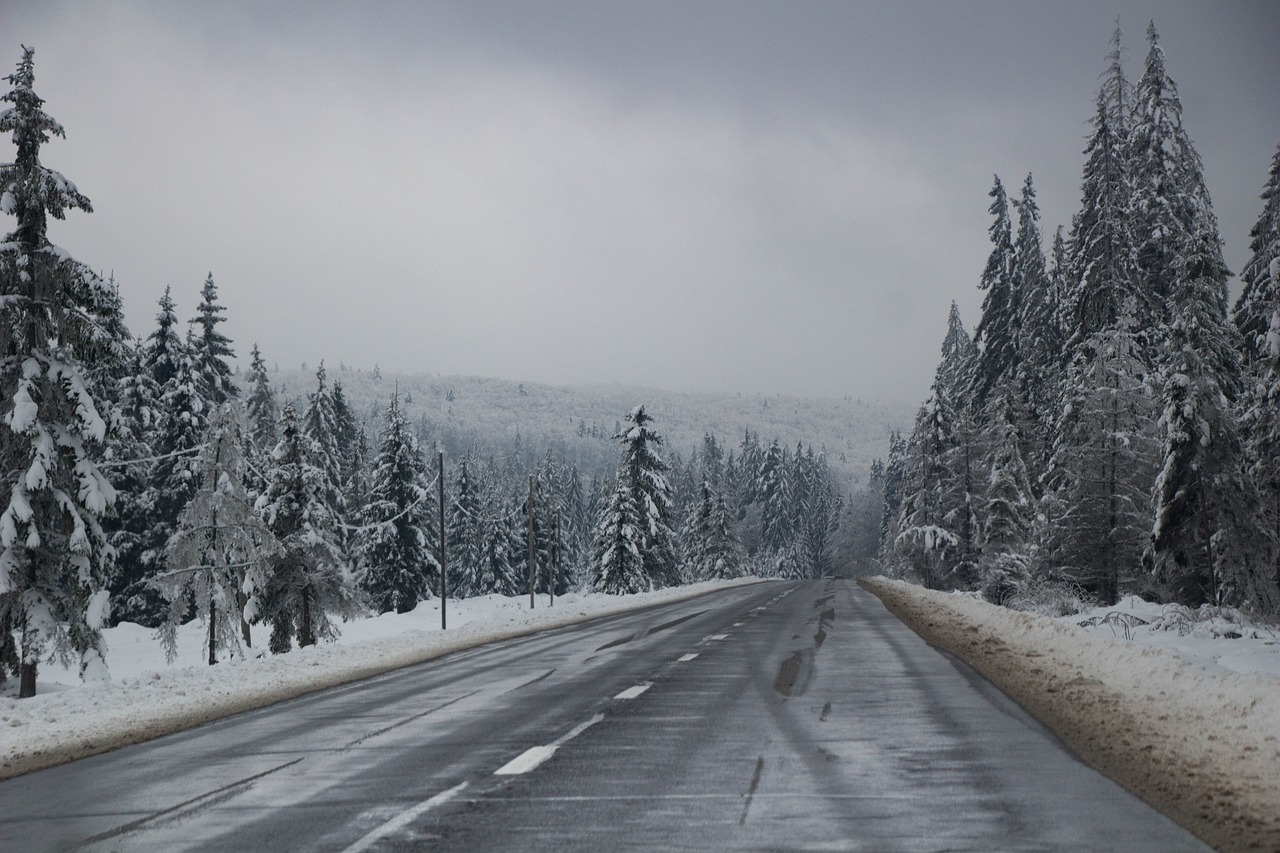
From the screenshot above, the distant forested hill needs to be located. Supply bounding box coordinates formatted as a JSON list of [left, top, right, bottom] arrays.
[[261, 364, 912, 491]]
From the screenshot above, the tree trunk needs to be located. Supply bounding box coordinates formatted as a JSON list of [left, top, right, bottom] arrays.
[[19, 661, 37, 698], [299, 585, 314, 647]]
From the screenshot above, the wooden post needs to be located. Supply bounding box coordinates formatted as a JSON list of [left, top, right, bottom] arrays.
[[528, 476, 536, 609], [439, 450, 447, 630]]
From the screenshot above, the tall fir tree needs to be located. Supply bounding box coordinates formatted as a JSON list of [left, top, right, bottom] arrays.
[[1235, 144, 1280, 601], [355, 392, 436, 614], [591, 406, 677, 592], [159, 403, 276, 663], [1149, 230, 1277, 611], [189, 272, 236, 405], [972, 175, 1018, 409], [0, 47, 124, 695], [143, 286, 182, 389], [255, 403, 359, 651]]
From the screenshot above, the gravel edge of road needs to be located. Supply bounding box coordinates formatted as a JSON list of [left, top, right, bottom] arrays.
[[1, 580, 772, 782], [860, 576, 1278, 853]]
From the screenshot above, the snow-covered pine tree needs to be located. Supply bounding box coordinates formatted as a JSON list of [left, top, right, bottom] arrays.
[[159, 403, 277, 663], [1047, 301, 1156, 604], [701, 489, 743, 579], [972, 175, 1019, 410], [977, 379, 1036, 602], [255, 402, 360, 651], [757, 439, 791, 553], [355, 392, 436, 614], [446, 453, 484, 598], [1149, 228, 1278, 611], [143, 286, 182, 389], [1233, 144, 1280, 368], [892, 304, 975, 589], [1064, 92, 1144, 354], [591, 406, 677, 592], [1131, 21, 1223, 326], [1011, 174, 1059, 474], [0, 47, 123, 696], [1235, 144, 1280, 609], [244, 344, 277, 453], [878, 430, 906, 558], [590, 476, 647, 594], [189, 272, 236, 405]]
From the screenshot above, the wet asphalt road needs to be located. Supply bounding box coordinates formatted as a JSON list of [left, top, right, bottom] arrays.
[[0, 579, 1205, 851]]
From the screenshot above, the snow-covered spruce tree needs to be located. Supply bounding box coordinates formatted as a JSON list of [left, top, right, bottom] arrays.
[[1235, 144, 1280, 606], [1010, 174, 1060, 474], [355, 392, 437, 614], [700, 489, 744, 580], [971, 175, 1019, 410], [124, 329, 208, 627], [591, 406, 677, 593], [1234, 144, 1280, 367], [892, 304, 975, 589], [1063, 93, 1144, 355], [1149, 229, 1278, 611], [159, 403, 277, 663], [255, 402, 360, 651], [189, 272, 236, 405], [757, 439, 791, 553], [143, 286, 182, 389], [474, 491, 523, 596], [877, 430, 906, 558], [244, 343, 277, 455], [590, 477, 647, 594], [445, 453, 484, 598], [978, 380, 1036, 603], [1047, 304, 1157, 604], [0, 47, 123, 696], [1131, 21, 1223, 327]]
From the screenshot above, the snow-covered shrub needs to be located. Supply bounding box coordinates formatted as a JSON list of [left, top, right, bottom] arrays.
[[1148, 603, 1277, 640], [1006, 578, 1096, 617], [980, 549, 1033, 606]]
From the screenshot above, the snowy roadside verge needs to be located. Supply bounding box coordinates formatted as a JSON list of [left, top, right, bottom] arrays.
[[860, 576, 1280, 853], [0, 578, 770, 781]]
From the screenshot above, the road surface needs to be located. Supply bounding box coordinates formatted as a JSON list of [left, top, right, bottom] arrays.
[[0, 579, 1205, 851]]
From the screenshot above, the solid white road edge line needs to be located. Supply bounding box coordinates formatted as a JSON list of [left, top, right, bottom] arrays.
[[341, 781, 469, 853]]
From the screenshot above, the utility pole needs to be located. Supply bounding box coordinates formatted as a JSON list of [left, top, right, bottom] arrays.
[[528, 475, 536, 609], [545, 497, 554, 607], [438, 451, 447, 630], [552, 510, 561, 606]]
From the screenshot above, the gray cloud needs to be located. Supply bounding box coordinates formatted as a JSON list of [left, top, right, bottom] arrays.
[[2, 0, 1277, 404]]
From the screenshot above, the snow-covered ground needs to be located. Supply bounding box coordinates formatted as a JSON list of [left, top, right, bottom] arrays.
[[861, 576, 1280, 853], [0, 579, 768, 780], [1066, 593, 1280, 680]]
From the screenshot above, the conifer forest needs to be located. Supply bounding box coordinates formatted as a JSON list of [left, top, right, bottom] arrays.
[[2, 17, 1279, 708]]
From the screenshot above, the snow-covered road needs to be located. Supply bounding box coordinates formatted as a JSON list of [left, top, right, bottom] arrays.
[[0, 580, 1202, 851]]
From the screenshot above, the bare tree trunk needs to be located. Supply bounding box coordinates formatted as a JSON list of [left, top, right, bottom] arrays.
[[299, 585, 314, 647]]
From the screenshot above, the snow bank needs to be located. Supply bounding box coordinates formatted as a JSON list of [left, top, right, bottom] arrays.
[[861, 577, 1280, 853], [0, 579, 768, 781]]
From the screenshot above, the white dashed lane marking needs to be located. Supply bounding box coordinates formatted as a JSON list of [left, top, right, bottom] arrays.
[[614, 683, 652, 700], [677, 653, 699, 662], [493, 714, 605, 777]]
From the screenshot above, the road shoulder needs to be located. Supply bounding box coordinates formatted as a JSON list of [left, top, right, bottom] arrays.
[[860, 576, 1280, 853]]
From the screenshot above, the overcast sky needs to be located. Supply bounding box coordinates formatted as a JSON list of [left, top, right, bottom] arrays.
[[3, 1, 1277, 404]]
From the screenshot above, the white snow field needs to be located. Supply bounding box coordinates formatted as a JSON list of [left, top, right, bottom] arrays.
[[0, 579, 767, 780], [861, 576, 1280, 853]]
